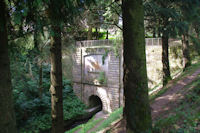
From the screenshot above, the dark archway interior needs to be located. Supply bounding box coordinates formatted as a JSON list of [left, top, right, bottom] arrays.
[[89, 95, 103, 110]]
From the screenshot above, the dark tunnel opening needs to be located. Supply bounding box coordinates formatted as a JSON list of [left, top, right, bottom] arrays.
[[88, 95, 103, 111]]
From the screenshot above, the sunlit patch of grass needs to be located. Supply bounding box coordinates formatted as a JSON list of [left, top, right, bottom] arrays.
[[65, 125, 82, 133], [65, 117, 103, 133], [92, 107, 123, 133], [153, 75, 200, 133]]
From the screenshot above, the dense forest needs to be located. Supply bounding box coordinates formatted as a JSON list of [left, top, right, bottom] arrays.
[[0, 0, 200, 133]]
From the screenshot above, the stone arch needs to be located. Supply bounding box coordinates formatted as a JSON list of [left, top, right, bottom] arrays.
[[88, 87, 112, 113], [88, 95, 103, 110], [96, 87, 112, 113]]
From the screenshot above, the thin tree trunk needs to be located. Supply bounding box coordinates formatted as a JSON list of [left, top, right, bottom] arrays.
[[158, 29, 161, 38], [95, 27, 98, 40], [50, 26, 64, 133], [194, 25, 200, 39], [158, 19, 161, 37], [39, 61, 43, 98], [29, 62, 34, 80], [87, 26, 92, 40], [162, 30, 171, 86], [0, 1, 16, 132], [153, 28, 156, 38], [33, 26, 39, 51], [33, 25, 43, 97], [182, 34, 191, 70], [122, 0, 152, 132], [106, 30, 109, 39]]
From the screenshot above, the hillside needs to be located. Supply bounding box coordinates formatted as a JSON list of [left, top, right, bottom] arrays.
[[107, 63, 200, 133], [66, 63, 200, 133]]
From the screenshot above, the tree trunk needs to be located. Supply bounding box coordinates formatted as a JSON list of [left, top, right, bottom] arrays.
[[158, 20, 161, 37], [29, 62, 34, 80], [39, 61, 43, 98], [122, 0, 152, 132], [194, 25, 200, 39], [162, 30, 171, 86], [50, 26, 64, 133], [95, 27, 99, 40], [33, 26, 39, 51], [0, 1, 17, 133], [87, 26, 92, 40], [106, 30, 109, 39], [153, 28, 156, 38], [33, 26, 43, 97], [182, 34, 191, 70], [158, 29, 161, 38]]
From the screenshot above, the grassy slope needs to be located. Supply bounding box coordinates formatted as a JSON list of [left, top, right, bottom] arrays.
[[65, 117, 103, 133], [150, 63, 200, 102], [92, 108, 123, 133], [65, 108, 122, 133], [66, 63, 200, 133], [151, 63, 200, 132], [153, 75, 200, 133]]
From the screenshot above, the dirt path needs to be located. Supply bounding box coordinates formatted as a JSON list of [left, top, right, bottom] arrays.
[[108, 68, 200, 133], [151, 68, 200, 120], [87, 111, 109, 133], [73, 111, 109, 133]]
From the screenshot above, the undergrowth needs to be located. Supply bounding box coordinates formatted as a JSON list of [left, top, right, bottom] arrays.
[[65, 117, 103, 133], [153, 76, 200, 133], [93, 108, 123, 133], [150, 62, 200, 101], [66, 107, 123, 133], [11, 55, 86, 132], [17, 79, 86, 132]]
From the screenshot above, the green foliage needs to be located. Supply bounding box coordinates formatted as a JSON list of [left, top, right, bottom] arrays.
[[67, 108, 123, 133], [190, 36, 200, 55], [10, 47, 86, 132], [102, 38, 122, 65], [153, 106, 200, 133], [63, 80, 86, 120], [11, 54, 52, 132], [16, 77, 86, 132], [113, 36, 122, 57], [97, 72, 107, 85], [65, 125, 82, 133], [150, 62, 200, 101], [93, 108, 123, 133], [79, 118, 103, 133], [66, 117, 103, 133], [102, 48, 109, 64], [153, 74, 200, 133], [170, 45, 183, 59], [145, 0, 190, 38]]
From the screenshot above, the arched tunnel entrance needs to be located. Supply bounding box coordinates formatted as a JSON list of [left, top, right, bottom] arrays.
[[89, 95, 103, 111]]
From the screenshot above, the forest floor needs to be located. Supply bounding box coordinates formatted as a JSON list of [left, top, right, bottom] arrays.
[[107, 66, 200, 133]]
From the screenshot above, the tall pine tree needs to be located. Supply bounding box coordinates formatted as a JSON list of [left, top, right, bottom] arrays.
[[0, 1, 17, 132], [122, 0, 152, 132]]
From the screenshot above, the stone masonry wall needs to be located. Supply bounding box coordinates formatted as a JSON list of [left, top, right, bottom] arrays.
[[72, 40, 123, 113], [72, 38, 182, 113]]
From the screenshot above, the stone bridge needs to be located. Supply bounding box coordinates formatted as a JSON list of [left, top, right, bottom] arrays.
[[72, 40, 124, 113], [72, 38, 182, 113]]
